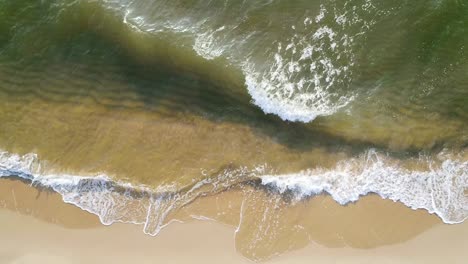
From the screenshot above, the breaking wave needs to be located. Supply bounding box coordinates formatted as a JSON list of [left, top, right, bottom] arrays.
[[1, 148, 466, 238], [98, 0, 383, 122], [261, 150, 468, 224]]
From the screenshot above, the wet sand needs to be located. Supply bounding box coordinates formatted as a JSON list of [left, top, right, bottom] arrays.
[[1, 178, 467, 263], [1, 202, 467, 264]]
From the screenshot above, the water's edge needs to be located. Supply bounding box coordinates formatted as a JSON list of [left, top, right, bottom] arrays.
[[1, 149, 466, 238]]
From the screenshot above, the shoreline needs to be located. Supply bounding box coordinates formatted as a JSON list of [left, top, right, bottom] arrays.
[[2, 177, 467, 263], [1, 205, 467, 264]]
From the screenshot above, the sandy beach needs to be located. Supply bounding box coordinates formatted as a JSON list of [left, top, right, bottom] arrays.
[[1, 178, 467, 264], [1, 201, 467, 264]]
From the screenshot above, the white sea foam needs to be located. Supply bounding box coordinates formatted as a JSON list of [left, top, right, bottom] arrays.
[[193, 26, 229, 60], [240, 1, 379, 122], [0, 150, 170, 233], [2, 148, 467, 232], [96, 0, 384, 123], [0, 150, 257, 235], [261, 150, 468, 224]]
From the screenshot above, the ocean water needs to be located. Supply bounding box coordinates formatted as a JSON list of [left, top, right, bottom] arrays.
[[0, 0, 467, 260]]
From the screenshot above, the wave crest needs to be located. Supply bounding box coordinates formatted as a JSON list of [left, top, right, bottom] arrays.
[[1, 148, 467, 237], [261, 150, 468, 224], [96, 0, 383, 122]]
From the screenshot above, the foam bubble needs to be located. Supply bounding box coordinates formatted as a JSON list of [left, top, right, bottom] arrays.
[[261, 150, 468, 224], [193, 26, 228, 60], [240, 1, 380, 122], [2, 148, 467, 231], [97, 0, 383, 123], [0, 149, 258, 235]]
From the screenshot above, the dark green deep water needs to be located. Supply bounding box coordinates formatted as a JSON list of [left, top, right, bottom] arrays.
[[1, 0, 467, 145]]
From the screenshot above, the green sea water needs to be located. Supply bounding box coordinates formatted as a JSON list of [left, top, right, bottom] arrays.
[[0, 0, 467, 260]]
